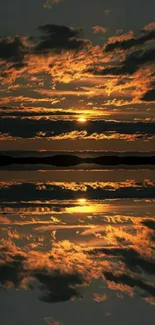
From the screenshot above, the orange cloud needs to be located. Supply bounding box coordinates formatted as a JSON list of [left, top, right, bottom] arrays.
[[143, 21, 155, 32], [93, 26, 107, 34], [93, 293, 109, 302]]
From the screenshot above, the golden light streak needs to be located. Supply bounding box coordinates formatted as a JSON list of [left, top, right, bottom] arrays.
[[66, 199, 110, 214]]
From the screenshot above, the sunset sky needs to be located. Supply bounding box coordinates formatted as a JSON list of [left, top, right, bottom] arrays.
[[0, 0, 155, 151]]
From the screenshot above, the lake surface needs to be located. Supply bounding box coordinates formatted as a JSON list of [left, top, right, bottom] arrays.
[[0, 166, 155, 325]]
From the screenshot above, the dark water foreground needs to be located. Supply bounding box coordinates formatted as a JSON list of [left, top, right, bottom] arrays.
[[0, 156, 155, 325]]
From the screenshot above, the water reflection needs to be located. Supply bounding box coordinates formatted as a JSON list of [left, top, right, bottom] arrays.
[[0, 177, 155, 324]]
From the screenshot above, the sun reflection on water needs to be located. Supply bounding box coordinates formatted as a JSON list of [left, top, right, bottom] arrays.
[[65, 198, 110, 213]]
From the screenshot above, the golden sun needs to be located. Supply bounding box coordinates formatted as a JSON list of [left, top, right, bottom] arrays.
[[77, 117, 87, 123], [77, 198, 87, 204]]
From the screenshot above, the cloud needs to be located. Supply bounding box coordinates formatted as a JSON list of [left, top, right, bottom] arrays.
[[143, 22, 155, 32], [0, 257, 83, 303], [43, 0, 60, 9], [1, 180, 155, 205], [0, 204, 155, 306], [1, 118, 155, 140], [141, 89, 155, 102], [104, 272, 155, 298], [0, 22, 155, 108], [0, 240, 85, 303], [144, 297, 155, 306], [35, 225, 90, 232], [0, 23, 92, 85], [0, 216, 11, 224], [42, 131, 155, 141], [93, 293, 109, 302], [0, 252, 26, 287], [93, 26, 107, 34], [35, 24, 89, 53], [116, 29, 124, 35], [32, 270, 82, 303], [0, 37, 27, 85], [88, 48, 155, 76], [104, 28, 155, 52], [96, 247, 155, 275], [141, 219, 155, 230], [0, 37, 26, 65]]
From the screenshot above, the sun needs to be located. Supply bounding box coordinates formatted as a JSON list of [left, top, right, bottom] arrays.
[[77, 198, 87, 204], [77, 117, 87, 123]]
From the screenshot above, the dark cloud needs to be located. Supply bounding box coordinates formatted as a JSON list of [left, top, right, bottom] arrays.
[[0, 240, 154, 305], [0, 37, 26, 68], [0, 248, 83, 303], [32, 270, 82, 303], [142, 219, 155, 230], [1, 118, 155, 138], [104, 29, 155, 52], [0, 110, 78, 117], [0, 23, 89, 74], [1, 182, 155, 202], [0, 253, 26, 287], [35, 24, 88, 53], [141, 89, 155, 101], [39, 24, 81, 39], [88, 48, 155, 76], [104, 272, 155, 297], [90, 248, 155, 275], [88, 64, 137, 76]]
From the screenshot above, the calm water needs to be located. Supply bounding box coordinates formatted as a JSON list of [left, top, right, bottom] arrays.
[[0, 167, 155, 325]]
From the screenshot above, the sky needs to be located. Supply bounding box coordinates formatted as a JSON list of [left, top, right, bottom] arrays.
[[0, 2, 155, 325], [0, 0, 155, 151]]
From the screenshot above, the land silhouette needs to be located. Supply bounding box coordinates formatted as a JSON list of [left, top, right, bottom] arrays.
[[0, 154, 155, 167]]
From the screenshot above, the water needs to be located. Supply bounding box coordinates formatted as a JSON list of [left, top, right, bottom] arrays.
[[0, 168, 155, 325]]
